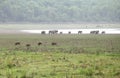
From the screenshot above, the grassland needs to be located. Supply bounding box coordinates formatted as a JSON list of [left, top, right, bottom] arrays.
[[0, 34, 120, 78]]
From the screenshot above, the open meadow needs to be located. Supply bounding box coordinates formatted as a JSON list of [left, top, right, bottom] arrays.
[[0, 0, 120, 77], [0, 34, 120, 78]]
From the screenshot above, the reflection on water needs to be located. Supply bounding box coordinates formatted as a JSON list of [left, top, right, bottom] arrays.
[[21, 28, 120, 34]]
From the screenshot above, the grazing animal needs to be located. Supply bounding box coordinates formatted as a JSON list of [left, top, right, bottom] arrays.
[[26, 44, 31, 50], [90, 30, 99, 34], [26, 44, 31, 47], [15, 42, 20, 45], [78, 31, 82, 34], [38, 42, 42, 46], [101, 31, 105, 34], [51, 42, 57, 46], [41, 31, 46, 34], [49, 30, 58, 34], [68, 31, 71, 34], [59, 32, 63, 34]]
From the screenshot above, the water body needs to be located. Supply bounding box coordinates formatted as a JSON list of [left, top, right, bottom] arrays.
[[21, 28, 120, 34]]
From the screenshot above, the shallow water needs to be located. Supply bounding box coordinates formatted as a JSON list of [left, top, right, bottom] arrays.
[[21, 28, 120, 34]]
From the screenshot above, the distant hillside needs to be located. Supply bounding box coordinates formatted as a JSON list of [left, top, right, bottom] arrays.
[[0, 0, 120, 23]]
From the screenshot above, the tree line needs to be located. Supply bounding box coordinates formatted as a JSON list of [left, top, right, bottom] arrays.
[[0, 0, 120, 23]]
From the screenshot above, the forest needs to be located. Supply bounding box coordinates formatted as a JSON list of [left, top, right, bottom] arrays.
[[0, 0, 120, 23]]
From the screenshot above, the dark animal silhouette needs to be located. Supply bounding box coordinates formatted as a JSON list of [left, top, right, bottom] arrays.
[[15, 42, 20, 45], [51, 42, 57, 46], [101, 31, 105, 34], [59, 32, 63, 34], [38, 42, 42, 46], [26, 44, 31, 50], [26, 44, 31, 47], [41, 31, 46, 34], [90, 31, 99, 34], [68, 31, 71, 34], [78, 31, 82, 34], [49, 30, 58, 34]]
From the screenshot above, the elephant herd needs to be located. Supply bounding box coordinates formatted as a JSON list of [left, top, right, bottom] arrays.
[[41, 30, 59, 34], [40, 30, 105, 34], [90, 31, 105, 34]]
